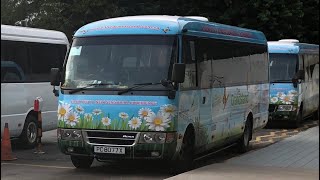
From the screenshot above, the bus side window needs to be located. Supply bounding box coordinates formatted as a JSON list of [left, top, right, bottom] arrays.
[[1, 40, 28, 82], [27, 42, 67, 82], [181, 38, 197, 90], [196, 38, 212, 89], [2, 68, 21, 82]]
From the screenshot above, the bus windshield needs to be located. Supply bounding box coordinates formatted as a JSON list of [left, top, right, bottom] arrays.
[[269, 53, 298, 83], [62, 35, 177, 89]]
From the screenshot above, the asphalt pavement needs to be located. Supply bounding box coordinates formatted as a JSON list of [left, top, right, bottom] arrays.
[[1, 119, 319, 180]]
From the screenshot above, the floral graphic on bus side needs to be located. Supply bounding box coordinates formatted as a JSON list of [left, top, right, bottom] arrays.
[[57, 103, 177, 131], [84, 113, 93, 122], [75, 105, 85, 114], [160, 104, 177, 118], [92, 109, 102, 115], [288, 90, 298, 96], [65, 111, 80, 127], [270, 97, 279, 104], [276, 92, 285, 98], [128, 117, 142, 130], [119, 112, 129, 119], [57, 103, 72, 120], [146, 112, 171, 131], [101, 117, 111, 126], [270, 92, 298, 105], [279, 94, 294, 104], [138, 108, 154, 119]]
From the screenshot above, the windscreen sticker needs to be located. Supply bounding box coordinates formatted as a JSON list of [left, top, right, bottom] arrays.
[[69, 46, 82, 56]]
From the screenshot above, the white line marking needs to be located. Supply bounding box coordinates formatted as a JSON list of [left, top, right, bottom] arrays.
[[1, 162, 73, 169]]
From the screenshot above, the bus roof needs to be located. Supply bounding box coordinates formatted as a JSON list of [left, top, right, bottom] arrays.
[[268, 40, 319, 54], [1, 24, 69, 45], [74, 15, 267, 44]]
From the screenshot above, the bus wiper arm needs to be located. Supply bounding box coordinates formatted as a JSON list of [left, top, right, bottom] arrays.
[[68, 83, 114, 94], [118, 82, 162, 95]]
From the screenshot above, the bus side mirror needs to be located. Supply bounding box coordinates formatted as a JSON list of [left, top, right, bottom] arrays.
[[50, 68, 61, 86], [171, 63, 185, 83], [292, 69, 304, 88], [296, 70, 305, 80]]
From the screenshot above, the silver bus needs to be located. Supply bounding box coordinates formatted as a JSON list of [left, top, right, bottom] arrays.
[[1, 25, 69, 148]]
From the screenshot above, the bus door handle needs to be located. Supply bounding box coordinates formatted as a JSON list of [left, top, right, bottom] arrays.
[[202, 97, 206, 104]]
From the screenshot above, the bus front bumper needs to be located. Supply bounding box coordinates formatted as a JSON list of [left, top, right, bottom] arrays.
[[268, 111, 298, 122], [57, 139, 177, 161]]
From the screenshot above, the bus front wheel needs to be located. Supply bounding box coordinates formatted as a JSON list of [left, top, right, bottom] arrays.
[[172, 128, 195, 174], [294, 107, 303, 128], [177, 128, 194, 172], [71, 155, 93, 169]]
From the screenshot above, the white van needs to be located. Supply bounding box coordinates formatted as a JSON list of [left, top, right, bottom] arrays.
[[1, 25, 69, 148]]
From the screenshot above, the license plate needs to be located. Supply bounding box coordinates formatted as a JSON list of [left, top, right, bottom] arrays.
[[94, 146, 125, 154]]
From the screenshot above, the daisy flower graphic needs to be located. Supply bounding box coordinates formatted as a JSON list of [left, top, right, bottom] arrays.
[[160, 104, 177, 118], [138, 108, 154, 119], [280, 95, 294, 104], [101, 117, 111, 126], [270, 97, 279, 104], [276, 92, 285, 98], [288, 90, 298, 96], [92, 109, 102, 115], [146, 113, 171, 131], [119, 112, 129, 119], [128, 117, 142, 130], [65, 111, 80, 127], [75, 105, 85, 114], [57, 103, 72, 120]]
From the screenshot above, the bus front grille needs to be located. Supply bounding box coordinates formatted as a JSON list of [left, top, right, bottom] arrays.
[[84, 130, 138, 146]]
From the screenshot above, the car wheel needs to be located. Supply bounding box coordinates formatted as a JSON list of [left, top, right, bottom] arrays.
[[19, 115, 38, 149]]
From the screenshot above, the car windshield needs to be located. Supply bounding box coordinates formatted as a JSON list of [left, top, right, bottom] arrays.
[[62, 35, 177, 89], [269, 53, 298, 82]]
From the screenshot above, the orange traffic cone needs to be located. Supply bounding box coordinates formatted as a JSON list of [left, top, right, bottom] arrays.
[[1, 123, 17, 161]]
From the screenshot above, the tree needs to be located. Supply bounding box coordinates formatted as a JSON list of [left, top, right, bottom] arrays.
[[1, 0, 318, 44]]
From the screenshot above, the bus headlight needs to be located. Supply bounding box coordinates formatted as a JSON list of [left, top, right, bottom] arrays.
[[277, 105, 293, 111], [59, 129, 83, 140], [143, 133, 154, 143], [139, 132, 166, 144], [154, 133, 166, 143]]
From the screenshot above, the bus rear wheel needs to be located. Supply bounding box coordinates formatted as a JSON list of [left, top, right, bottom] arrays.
[[71, 155, 93, 169], [237, 117, 252, 153]]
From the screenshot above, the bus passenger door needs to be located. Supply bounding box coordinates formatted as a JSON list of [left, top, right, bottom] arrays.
[[197, 59, 213, 150]]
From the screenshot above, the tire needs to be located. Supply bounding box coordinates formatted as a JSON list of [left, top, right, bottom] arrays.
[[172, 129, 195, 174], [19, 115, 38, 149], [71, 155, 94, 169], [237, 117, 252, 153], [294, 108, 303, 128], [313, 106, 319, 120]]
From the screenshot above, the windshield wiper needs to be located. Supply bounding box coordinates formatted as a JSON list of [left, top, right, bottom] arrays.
[[68, 83, 115, 94], [118, 82, 164, 95]]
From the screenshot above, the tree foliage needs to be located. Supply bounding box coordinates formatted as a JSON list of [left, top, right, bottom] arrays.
[[1, 0, 319, 44]]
